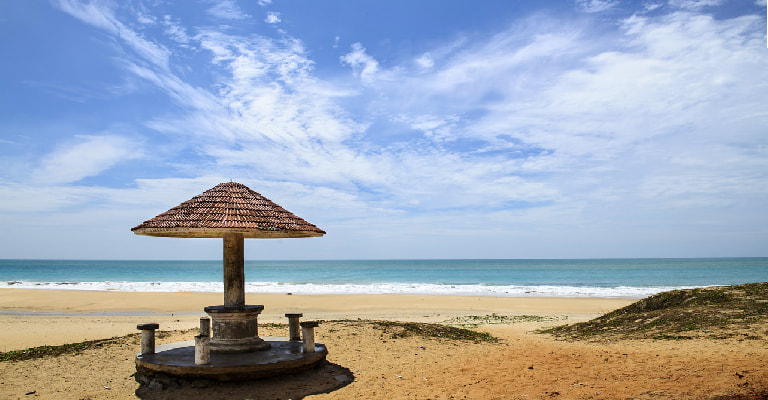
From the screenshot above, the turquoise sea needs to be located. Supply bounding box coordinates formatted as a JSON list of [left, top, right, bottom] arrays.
[[1, 258, 766, 298]]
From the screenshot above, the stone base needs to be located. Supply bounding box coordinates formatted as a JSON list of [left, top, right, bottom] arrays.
[[209, 336, 270, 353], [204, 304, 269, 353], [135, 339, 328, 384]]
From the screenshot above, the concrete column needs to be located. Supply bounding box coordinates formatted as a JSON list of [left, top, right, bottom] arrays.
[[137, 323, 159, 355], [195, 335, 211, 365], [285, 313, 303, 341], [301, 321, 319, 353], [200, 316, 211, 337], [223, 233, 245, 308]]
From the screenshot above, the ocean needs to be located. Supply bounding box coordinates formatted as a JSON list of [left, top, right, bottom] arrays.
[[1, 258, 766, 298]]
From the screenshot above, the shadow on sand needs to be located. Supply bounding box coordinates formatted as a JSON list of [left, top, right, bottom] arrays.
[[135, 361, 354, 400]]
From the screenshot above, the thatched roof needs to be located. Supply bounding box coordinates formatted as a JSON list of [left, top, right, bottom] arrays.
[[131, 182, 326, 238]]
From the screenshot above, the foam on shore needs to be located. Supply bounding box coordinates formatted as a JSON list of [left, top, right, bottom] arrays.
[[2, 280, 693, 298]]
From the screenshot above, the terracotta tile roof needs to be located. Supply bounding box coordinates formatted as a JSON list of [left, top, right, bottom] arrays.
[[131, 182, 325, 238]]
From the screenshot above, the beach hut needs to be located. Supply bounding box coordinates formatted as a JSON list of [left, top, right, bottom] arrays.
[[132, 181, 325, 353]]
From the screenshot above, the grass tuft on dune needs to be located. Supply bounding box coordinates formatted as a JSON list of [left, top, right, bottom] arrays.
[[541, 282, 768, 341]]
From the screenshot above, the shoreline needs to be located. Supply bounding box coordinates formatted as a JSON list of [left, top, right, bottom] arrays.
[[1, 282, 674, 298]]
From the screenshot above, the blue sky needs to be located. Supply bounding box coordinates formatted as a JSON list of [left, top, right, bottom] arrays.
[[1, 0, 766, 260]]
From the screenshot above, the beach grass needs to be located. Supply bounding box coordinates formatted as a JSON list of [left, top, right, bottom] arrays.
[[444, 313, 568, 328], [0, 329, 199, 363], [0, 336, 133, 362], [323, 319, 500, 343], [540, 282, 768, 341]]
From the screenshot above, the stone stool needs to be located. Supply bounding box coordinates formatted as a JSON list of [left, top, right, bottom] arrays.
[[300, 321, 319, 353], [137, 323, 159, 355], [285, 313, 303, 341]]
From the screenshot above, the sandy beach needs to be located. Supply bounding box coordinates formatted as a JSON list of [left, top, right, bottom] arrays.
[[1, 288, 766, 399]]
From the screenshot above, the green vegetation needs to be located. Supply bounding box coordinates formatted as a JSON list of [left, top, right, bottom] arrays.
[[260, 322, 288, 329], [0, 329, 195, 363], [0, 336, 131, 362], [445, 313, 567, 328], [540, 282, 768, 341], [328, 319, 500, 343]]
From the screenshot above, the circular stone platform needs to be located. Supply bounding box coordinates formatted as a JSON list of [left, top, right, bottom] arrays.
[[135, 338, 328, 383]]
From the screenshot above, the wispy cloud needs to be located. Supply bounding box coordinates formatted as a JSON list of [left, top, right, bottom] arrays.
[[575, 0, 620, 13], [340, 43, 380, 84], [265, 12, 281, 24], [31, 135, 142, 185], [206, 0, 249, 20], [668, 0, 724, 10], [162, 15, 192, 45], [54, 0, 170, 70]]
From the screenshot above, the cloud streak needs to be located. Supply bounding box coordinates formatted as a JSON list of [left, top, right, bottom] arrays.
[[31, 135, 142, 185]]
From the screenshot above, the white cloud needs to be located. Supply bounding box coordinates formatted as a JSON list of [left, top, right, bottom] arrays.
[[576, 0, 619, 13], [265, 12, 281, 24], [340, 43, 380, 83], [395, 114, 459, 142], [55, 0, 170, 70], [31, 135, 142, 185], [643, 2, 664, 11], [207, 0, 248, 20], [415, 53, 434, 69], [668, 0, 724, 10], [136, 12, 155, 24], [163, 15, 191, 44]]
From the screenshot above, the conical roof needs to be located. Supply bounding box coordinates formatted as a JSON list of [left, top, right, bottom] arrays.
[[131, 182, 326, 238]]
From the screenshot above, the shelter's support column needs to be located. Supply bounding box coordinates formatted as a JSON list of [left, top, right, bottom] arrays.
[[285, 313, 303, 341], [301, 321, 319, 353], [223, 233, 245, 308], [137, 323, 159, 355]]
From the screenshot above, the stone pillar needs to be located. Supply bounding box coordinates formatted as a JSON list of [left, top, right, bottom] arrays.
[[301, 321, 319, 353], [195, 335, 210, 365], [223, 233, 245, 308], [200, 316, 211, 337], [137, 323, 159, 355], [285, 313, 303, 341]]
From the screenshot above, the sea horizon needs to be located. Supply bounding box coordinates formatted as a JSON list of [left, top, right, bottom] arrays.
[[4, 256, 767, 261]]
